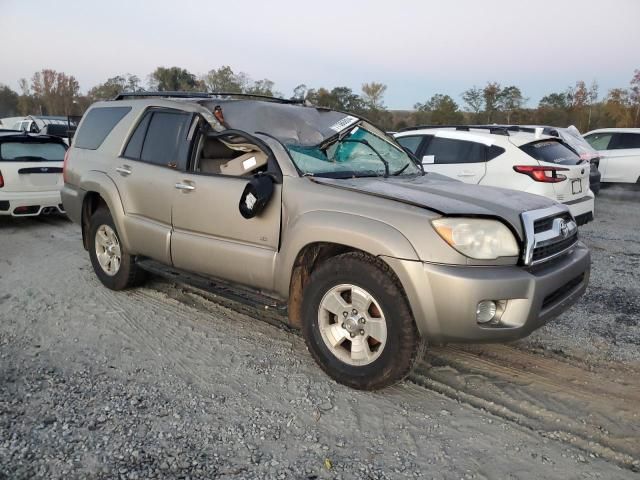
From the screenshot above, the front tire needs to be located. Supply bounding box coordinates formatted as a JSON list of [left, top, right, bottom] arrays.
[[301, 252, 423, 390], [88, 207, 145, 290]]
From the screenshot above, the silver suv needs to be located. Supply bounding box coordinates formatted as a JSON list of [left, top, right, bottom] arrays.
[[62, 92, 590, 390]]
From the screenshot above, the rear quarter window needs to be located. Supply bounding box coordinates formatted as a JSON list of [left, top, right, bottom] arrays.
[[520, 140, 582, 165], [395, 135, 423, 154], [74, 107, 132, 150]]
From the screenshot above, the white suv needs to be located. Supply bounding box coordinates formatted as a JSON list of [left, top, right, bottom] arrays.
[[395, 126, 595, 225], [0, 131, 67, 217], [582, 128, 640, 185]]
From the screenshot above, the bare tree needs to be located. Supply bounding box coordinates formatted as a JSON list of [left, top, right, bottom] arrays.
[[361, 82, 387, 110]]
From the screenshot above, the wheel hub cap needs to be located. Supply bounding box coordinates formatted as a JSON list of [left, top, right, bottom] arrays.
[[318, 284, 388, 366], [95, 224, 122, 277]]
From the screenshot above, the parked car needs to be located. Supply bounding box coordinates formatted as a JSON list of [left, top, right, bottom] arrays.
[[11, 115, 77, 144], [0, 131, 67, 216], [395, 126, 595, 225], [62, 93, 590, 390], [582, 128, 640, 185], [487, 125, 601, 194]]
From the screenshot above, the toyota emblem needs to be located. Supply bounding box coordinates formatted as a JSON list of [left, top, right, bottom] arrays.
[[40, 167, 49, 172], [559, 219, 569, 238]]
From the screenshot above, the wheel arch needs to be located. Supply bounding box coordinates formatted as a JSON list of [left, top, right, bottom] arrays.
[[79, 172, 132, 252], [277, 211, 420, 329]]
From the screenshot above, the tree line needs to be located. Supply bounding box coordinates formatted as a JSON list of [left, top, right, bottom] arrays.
[[1, 66, 639, 132]]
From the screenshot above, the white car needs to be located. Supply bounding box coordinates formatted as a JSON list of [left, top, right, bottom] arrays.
[[0, 131, 67, 217], [395, 126, 595, 225], [582, 128, 640, 184]]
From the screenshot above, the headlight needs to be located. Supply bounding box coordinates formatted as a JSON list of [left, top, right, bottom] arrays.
[[431, 218, 519, 260]]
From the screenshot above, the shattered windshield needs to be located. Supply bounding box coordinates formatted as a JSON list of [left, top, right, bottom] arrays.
[[286, 124, 422, 178]]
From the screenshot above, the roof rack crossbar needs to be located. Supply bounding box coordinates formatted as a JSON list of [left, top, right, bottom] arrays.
[[398, 124, 511, 136], [112, 91, 303, 104]]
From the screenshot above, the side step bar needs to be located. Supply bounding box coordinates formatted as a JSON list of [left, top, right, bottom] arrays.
[[136, 259, 288, 319]]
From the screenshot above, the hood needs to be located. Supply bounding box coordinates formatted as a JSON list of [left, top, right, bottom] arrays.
[[312, 174, 557, 239]]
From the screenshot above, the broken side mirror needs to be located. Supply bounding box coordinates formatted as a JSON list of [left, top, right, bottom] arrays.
[[239, 174, 275, 219]]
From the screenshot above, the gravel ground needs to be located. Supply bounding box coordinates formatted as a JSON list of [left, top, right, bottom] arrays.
[[1, 191, 639, 479], [521, 186, 640, 362]]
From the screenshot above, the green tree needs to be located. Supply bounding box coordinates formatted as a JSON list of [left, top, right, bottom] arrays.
[[149, 66, 201, 91], [497, 86, 525, 123], [0, 84, 19, 117], [482, 82, 502, 122], [246, 79, 278, 97], [88, 74, 143, 101], [306, 86, 366, 113], [461, 86, 484, 122], [202, 65, 247, 93], [414, 94, 463, 125]]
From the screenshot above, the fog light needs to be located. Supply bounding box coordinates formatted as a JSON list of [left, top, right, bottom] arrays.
[[476, 300, 497, 324]]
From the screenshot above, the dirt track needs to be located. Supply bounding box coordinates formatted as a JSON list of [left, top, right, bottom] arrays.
[[1, 190, 639, 478]]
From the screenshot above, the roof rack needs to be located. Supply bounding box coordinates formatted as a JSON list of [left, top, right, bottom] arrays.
[[398, 125, 511, 136], [112, 91, 303, 104]]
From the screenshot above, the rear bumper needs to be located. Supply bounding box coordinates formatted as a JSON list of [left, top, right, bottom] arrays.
[[563, 192, 594, 224], [61, 183, 85, 224], [0, 190, 64, 216], [384, 242, 590, 345]]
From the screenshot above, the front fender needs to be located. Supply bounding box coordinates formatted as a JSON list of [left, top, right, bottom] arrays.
[[274, 210, 420, 297]]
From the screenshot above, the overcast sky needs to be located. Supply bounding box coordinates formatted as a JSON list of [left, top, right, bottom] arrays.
[[1, 0, 638, 109]]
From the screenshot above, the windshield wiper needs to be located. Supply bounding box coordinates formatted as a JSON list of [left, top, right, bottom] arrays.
[[392, 163, 410, 176], [340, 139, 390, 177], [399, 146, 425, 175]]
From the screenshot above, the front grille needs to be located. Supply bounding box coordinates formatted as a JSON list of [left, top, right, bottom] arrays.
[[532, 234, 578, 262], [542, 273, 585, 310], [533, 212, 572, 234]]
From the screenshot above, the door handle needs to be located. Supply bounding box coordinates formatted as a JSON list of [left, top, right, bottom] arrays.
[[457, 171, 476, 177], [116, 165, 132, 176], [175, 182, 195, 192]]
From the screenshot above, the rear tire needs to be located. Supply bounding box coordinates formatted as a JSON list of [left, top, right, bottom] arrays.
[[301, 252, 423, 390], [88, 207, 146, 290]]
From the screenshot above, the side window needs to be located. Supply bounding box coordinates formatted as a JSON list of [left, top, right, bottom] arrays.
[[123, 112, 152, 159], [74, 107, 132, 150], [139, 111, 193, 169], [584, 132, 613, 151], [424, 137, 486, 164], [396, 136, 423, 154], [616, 133, 640, 149]]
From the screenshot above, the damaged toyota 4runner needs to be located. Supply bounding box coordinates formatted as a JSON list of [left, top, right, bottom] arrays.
[[62, 92, 590, 390]]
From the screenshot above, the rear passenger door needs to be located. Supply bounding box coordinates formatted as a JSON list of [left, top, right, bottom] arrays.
[[419, 136, 487, 184], [605, 133, 640, 183], [113, 108, 195, 264]]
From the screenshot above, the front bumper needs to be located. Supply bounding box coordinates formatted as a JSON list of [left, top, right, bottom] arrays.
[[0, 190, 64, 216], [384, 242, 590, 345]]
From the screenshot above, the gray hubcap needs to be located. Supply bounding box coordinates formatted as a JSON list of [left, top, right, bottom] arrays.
[[318, 284, 388, 366], [95, 225, 121, 276]]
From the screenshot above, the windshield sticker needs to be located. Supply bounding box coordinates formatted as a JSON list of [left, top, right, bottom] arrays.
[[329, 115, 359, 133]]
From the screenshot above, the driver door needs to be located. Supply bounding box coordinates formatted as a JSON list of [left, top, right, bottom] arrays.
[[170, 135, 282, 291]]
